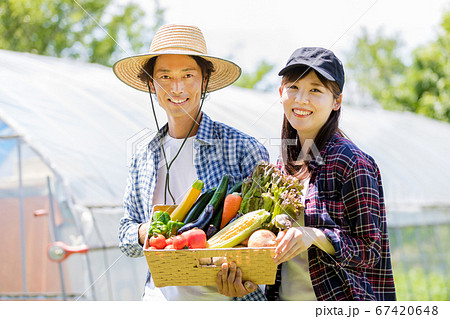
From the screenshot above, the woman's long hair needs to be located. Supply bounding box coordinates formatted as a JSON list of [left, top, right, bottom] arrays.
[[281, 67, 344, 180]]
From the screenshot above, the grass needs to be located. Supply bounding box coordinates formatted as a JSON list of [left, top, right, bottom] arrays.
[[388, 224, 449, 301]]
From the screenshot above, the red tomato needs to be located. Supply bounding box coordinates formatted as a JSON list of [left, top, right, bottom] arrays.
[[165, 245, 174, 250], [182, 228, 206, 249], [166, 237, 173, 246], [172, 235, 188, 250], [150, 234, 166, 249]]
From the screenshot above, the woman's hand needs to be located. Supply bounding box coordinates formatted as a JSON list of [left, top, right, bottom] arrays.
[[273, 226, 335, 265], [216, 262, 258, 298]]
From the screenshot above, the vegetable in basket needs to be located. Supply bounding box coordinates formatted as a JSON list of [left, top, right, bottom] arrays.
[[239, 162, 304, 231], [170, 179, 204, 222], [207, 209, 271, 248]]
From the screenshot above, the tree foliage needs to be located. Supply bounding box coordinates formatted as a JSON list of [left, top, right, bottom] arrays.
[[346, 11, 450, 122], [234, 60, 274, 90], [0, 0, 164, 66]]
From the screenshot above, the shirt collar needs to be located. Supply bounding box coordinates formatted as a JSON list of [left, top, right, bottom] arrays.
[[195, 112, 214, 145], [309, 132, 340, 170], [148, 112, 214, 152]]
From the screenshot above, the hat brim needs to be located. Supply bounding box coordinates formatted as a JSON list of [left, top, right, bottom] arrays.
[[278, 63, 336, 83], [113, 50, 241, 93]]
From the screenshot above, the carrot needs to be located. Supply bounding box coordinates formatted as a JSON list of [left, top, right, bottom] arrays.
[[220, 192, 242, 229]]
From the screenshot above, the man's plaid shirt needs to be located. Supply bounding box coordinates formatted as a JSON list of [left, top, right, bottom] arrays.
[[119, 112, 269, 301], [299, 133, 396, 300]]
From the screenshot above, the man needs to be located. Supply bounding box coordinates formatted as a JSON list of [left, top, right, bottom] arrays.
[[114, 24, 269, 300]]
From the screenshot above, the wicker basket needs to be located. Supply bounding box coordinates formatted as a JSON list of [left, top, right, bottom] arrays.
[[143, 205, 277, 287]]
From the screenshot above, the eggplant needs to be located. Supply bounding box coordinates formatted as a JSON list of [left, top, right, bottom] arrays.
[[178, 204, 215, 234], [205, 224, 217, 239]]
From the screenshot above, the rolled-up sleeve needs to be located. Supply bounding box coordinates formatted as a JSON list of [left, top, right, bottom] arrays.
[[319, 156, 382, 269], [119, 155, 146, 258]]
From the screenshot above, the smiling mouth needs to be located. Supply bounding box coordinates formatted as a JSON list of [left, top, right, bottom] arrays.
[[169, 98, 188, 104], [293, 109, 312, 116]]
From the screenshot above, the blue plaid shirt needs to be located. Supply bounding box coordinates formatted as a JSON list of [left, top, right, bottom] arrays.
[[119, 112, 269, 301]]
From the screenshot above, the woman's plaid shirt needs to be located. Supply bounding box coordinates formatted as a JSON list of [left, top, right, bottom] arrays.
[[302, 133, 396, 300], [119, 112, 269, 301]]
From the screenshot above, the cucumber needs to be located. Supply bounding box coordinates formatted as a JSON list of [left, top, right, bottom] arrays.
[[209, 175, 229, 211], [228, 180, 243, 194], [182, 188, 216, 224], [209, 175, 229, 230], [210, 204, 223, 232]]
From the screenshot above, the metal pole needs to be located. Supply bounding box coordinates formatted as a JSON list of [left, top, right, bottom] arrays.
[[17, 139, 27, 293], [47, 176, 67, 300]]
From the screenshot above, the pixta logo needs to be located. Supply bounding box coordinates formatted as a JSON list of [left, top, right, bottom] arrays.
[[126, 128, 155, 167]]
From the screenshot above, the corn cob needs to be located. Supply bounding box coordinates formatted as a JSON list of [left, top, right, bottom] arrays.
[[207, 209, 270, 248]]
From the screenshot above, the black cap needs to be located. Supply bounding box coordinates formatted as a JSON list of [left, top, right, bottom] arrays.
[[278, 47, 345, 92]]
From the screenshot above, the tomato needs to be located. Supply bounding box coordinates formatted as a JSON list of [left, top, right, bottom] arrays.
[[150, 234, 166, 249], [172, 235, 188, 250], [165, 244, 174, 250], [182, 228, 206, 249], [166, 237, 173, 246]]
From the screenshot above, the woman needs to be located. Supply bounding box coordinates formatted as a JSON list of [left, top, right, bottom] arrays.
[[270, 47, 396, 301]]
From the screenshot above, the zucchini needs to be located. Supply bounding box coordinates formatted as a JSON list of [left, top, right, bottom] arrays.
[[182, 187, 215, 224], [209, 174, 229, 211], [228, 180, 243, 194], [170, 179, 204, 221], [208, 174, 229, 231], [210, 204, 223, 231], [209, 181, 242, 234]]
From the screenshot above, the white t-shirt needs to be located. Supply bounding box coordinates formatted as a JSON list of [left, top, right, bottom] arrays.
[[147, 134, 232, 301], [279, 178, 316, 301]]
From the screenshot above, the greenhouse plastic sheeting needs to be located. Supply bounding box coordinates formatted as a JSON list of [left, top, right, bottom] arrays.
[[1, 49, 450, 300], [1, 49, 450, 210]]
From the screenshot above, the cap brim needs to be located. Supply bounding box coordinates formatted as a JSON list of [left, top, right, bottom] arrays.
[[278, 63, 336, 82], [113, 51, 241, 93]]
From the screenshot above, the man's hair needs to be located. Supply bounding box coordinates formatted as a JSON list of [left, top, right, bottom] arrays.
[[137, 55, 215, 86]]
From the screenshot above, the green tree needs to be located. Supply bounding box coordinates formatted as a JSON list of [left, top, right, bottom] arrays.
[[0, 0, 165, 66], [346, 11, 450, 122], [234, 60, 274, 89]]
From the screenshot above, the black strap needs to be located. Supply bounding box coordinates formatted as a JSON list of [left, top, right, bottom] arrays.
[[265, 263, 283, 301]]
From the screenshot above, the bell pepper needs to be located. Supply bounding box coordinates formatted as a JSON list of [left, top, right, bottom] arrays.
[[167, 220, 185, 237], [152, 210, 171, 224]]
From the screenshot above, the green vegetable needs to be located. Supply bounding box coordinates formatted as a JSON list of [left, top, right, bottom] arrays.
[[183, 187, 216, 224], [207, 175, 229, 231], [167, 220, 184, 237], [238, 162, 304, 231], [228, 180, 243, 194], [148, 210, 183, 238], [209, 204, 223, 231], [152, 211, 171, 224], [209, 175, 229, 211]]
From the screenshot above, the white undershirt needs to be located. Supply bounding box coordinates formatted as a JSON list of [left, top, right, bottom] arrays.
[[147, 134, 232, 301], [279, 178, 316, 301], [152, 134, 197, 206]]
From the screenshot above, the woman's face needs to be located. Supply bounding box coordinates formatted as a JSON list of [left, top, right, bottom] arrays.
[[280, 70, 341, 142]]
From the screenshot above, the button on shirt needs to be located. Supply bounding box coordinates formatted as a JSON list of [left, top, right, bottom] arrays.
[[119, 112, 270, 301]]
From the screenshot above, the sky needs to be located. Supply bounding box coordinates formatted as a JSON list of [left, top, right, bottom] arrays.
[[136, 0, 449, 90]]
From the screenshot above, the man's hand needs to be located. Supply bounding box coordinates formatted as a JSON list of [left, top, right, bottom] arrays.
[[138, 222, 150, 245], [216, 262, 257, 298]]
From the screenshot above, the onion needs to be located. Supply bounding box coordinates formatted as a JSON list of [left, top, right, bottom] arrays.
[[247, 229, 277, 248]]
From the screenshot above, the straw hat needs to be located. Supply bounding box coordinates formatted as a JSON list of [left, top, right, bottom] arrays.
[[113, 24, 241, 93]]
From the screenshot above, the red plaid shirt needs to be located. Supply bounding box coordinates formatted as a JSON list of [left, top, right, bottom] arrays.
[[279, 133, 396, 300]]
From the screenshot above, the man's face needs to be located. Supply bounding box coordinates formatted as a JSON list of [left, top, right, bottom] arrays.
[[149, 54, 205, 122]]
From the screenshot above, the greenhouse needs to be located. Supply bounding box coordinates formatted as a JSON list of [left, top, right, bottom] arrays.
[[0, 49, 448, 300]]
